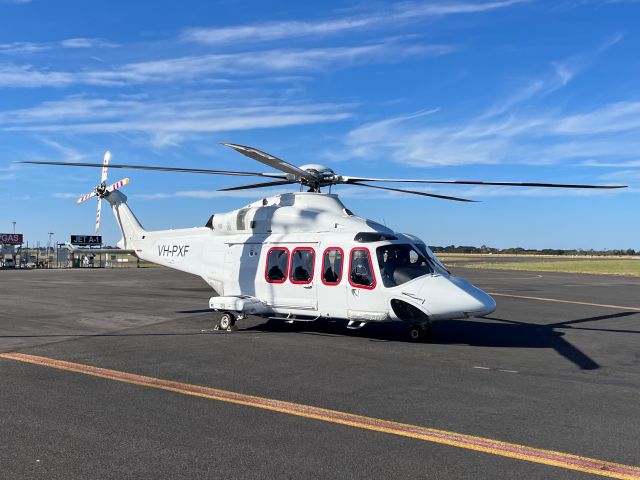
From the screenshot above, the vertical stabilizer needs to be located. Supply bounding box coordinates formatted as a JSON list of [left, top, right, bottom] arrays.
[[105, 190, 145, 249]]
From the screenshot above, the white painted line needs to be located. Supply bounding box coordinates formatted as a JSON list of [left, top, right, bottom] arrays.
[[490, 292, 640, 312], [473, 366, 491, 370], [499, 369, 519, 373]]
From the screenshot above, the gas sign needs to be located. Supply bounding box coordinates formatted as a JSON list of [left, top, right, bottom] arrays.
[[0, 233, 23, 245]]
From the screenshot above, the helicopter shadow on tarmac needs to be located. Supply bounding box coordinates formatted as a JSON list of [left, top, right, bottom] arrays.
[[243, 311, 640, 370], [432, 311, 640, 370]]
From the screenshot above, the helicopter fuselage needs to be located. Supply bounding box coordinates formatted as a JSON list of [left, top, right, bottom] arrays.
[[107, 191, 496, 327]]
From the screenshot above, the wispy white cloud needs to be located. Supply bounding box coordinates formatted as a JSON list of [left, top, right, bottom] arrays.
[[599, 169, 640, 184], [553, 101, 640, 134], [336, 98, 640, 168], [0, 64, 74, 87], [59, 38, 118, 49], [52, 192, 78, 199], [583, 159, 640, 167], [0, 42, 452, 88], [333, 34, 634, 170], [38, 138, 87, 162], [0, 163, 20, 180], [0, 38, 117, 55], [483, 33, 623, 118], [0, 42, 49, 55], [183, 1, 525, 45], [0, 94, 353, 137]]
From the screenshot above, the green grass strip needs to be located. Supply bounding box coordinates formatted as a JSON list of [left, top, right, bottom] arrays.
[[446, 260, 640, 277]]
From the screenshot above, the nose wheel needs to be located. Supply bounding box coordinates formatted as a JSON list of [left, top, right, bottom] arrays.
[[408, 321, 432, 342]]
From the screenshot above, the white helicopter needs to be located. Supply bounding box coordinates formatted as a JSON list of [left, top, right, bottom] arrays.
[[21, 143, 626, 340]]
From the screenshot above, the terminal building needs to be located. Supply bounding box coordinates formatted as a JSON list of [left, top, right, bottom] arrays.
[[1, 232, 138, 269]]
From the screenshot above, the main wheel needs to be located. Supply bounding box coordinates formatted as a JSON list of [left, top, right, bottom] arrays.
[[219, 313, 236, 330]]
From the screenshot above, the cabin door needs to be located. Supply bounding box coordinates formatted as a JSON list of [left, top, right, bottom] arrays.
[[258, 244, 318, 313]]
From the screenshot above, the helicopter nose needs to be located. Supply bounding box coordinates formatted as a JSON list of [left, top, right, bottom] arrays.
[[449, 276, 496, 317]]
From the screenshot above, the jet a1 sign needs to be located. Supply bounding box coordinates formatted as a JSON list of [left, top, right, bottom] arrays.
[[70, 235, 102, 245], [0, 233, 23, 245]]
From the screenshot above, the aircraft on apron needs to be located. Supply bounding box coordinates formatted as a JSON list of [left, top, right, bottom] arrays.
[[20, 143, 626, 340]]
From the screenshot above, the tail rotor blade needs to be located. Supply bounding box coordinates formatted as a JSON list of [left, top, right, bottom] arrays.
[[106, 178, 129, 192], [95, 198, 102, 232], [101, 150, 111, 184], [77, 191, 96, 204]]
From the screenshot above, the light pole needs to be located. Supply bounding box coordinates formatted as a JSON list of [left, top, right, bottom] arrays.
[[11, 221, 16, 234], [47, 232, 54, 268]]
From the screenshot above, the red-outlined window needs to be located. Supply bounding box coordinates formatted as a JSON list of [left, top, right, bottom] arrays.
[[289, 247, 315, 284], [265, 247, 289, 284], [349, 247, 376, 290], [321, 247, 344, 286]]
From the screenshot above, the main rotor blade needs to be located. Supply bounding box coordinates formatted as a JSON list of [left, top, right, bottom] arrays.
[[221, 142, 318, 182], [342, 176, 627, 189], [101, 150, 111, 184], [16, 161, 287, 179], [218, 179, 297, 192], [352, 182, 478, 202]]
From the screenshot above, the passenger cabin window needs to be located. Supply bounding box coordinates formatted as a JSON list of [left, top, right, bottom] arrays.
[[290, 248, 315, 284], [349, 248, 376, 289], [265, 247, 289, 283], [376, 244, 433, 288], [322, 248, 343, 285]]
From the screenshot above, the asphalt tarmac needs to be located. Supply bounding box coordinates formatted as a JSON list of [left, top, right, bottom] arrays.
[[1, 267, 639, 479]]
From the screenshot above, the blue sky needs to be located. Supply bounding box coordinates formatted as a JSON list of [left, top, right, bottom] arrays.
[[1, 0, 639, 249]]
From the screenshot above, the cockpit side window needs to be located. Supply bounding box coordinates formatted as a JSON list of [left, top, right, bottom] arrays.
[[377, 244, 433, 288], [322, 247, 343, 285], [265, 247, 289, 283], [349, 248, 376, 289]]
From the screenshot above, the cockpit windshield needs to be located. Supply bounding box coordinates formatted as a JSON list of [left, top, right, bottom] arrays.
[[376, 244, 434, 288], [414, 243, 450, 274]]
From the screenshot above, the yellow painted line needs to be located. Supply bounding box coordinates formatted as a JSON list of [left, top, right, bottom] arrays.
[[490, 292, 640, 312], [2, 353, 640, 478]]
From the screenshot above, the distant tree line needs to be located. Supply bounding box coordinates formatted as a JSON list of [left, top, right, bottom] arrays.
[[428, 245, 638, 256]]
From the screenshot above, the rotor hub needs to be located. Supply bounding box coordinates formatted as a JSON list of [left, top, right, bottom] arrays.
[[95, 181, 109, 198], [299, 164, 338, 191]]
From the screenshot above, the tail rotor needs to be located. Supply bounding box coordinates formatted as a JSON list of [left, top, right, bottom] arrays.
[[75, 150, 129, 232]]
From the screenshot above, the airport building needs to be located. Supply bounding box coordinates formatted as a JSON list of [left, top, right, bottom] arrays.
[[1, 231, 139, 269]]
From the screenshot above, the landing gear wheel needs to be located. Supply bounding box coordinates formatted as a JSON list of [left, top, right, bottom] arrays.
[[219, 312, 236, 330], [409, 322, 432, 342], [409, 325, 424, 342]]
